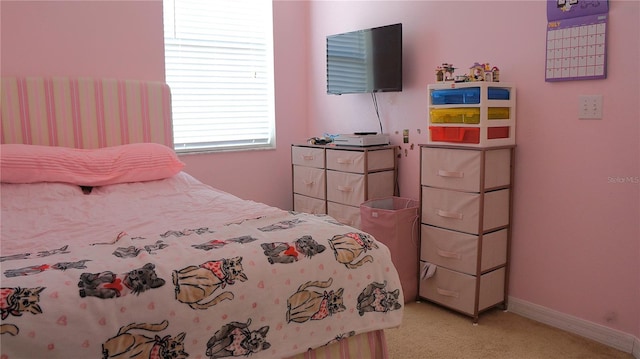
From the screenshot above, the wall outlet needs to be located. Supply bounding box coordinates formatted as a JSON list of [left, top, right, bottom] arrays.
[[578, 95, 603, 119]]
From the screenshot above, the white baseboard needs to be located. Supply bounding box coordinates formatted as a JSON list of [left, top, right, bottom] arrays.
[[508, 296, 638, 357]]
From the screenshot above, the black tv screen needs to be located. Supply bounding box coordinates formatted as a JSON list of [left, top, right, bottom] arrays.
[[327, 23, 403, 95]]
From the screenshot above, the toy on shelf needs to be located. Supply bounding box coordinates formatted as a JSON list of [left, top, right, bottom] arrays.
[[455, 74, 470, 83], [491, 66, 500, 81], [468, 62, 500, 82], [435, 63, 456, 82], [436, 62, 501, 83]]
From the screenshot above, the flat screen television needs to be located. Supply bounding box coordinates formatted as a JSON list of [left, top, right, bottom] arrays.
[[327, 23, 403, 95]]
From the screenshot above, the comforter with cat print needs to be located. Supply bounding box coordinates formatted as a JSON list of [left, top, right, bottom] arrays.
[[0, 172, 403, 359]]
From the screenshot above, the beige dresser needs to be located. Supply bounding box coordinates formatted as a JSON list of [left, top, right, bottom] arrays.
[[419, 144, 514, 322], [292, 144, 396, 228]]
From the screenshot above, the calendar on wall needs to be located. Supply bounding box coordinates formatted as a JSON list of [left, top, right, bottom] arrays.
[[545, 0, 609, 82]]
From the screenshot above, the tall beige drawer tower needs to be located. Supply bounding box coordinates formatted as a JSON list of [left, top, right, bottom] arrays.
[[419, 144, 515, 322]]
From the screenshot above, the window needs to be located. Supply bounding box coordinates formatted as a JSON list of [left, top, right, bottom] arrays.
[[163, 0, 275, 153]]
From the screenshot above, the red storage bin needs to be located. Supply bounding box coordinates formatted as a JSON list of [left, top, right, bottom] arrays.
[[487, 126, 510, 139], [429, 126, 480, 144]]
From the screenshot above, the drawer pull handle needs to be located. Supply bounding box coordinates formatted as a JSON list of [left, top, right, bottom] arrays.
[[438, 170, 464, 178], [302, 155, 315, 161], [437, 209, 463, 220], [436, 288, 459, 298], [337, 185, 353, 192], [337, 158, 353, 164], [437, 249, 462, 260], [303, 180, 315, 186]]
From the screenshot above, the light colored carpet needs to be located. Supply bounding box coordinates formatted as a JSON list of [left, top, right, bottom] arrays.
[[385, 301, 634, 359]]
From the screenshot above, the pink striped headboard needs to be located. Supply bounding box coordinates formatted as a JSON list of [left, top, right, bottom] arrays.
[[1, 77, 173, 149]]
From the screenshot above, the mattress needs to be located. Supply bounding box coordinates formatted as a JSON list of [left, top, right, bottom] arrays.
[[0, 172, 403, 358]]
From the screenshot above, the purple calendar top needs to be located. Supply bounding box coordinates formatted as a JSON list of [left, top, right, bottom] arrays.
[[548, 12, 608, 28], [547, 0, 609, 21]]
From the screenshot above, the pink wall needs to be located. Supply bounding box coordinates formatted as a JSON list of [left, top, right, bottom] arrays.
[[0, 0, 308, 210], [0, 1, 164, 81], [307, 0, 639, 340], [2, 0, 638, 343]]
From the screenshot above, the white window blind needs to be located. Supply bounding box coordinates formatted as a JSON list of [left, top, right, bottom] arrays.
[[163, 0, 275, 152]]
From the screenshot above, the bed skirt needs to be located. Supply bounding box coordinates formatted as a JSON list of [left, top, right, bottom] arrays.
[[286, 330, 388, 359]]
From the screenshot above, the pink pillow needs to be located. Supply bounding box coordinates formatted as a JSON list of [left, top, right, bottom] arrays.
[[0, 143, 185, 186]]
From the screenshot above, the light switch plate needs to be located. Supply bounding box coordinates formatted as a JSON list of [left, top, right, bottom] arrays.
[[578, 95, 603, 119]]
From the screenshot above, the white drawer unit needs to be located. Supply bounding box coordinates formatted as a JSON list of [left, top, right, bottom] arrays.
[[292, 144, 396, 227], [419, 144, 515, 322], [427, 82, 516, 148]]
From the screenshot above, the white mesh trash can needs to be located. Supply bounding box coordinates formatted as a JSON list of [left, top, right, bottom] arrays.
[[360, 196, 419, 303]]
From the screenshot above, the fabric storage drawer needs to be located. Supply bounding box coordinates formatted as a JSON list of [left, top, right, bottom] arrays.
[[430, 108, 480, 124], [294, 194, 326, 214], [291, 146, 325, 168], [328, 202, 361, 228], [293, 166, 326, 199], [421, 187, 510, 234], [327, 171, 365, 206], [327, 170, 395, 207], [421, 147, 511, 192], [326, 148, 395, 173], [419, 266, 505, 315], [420, 225, 508, 275]]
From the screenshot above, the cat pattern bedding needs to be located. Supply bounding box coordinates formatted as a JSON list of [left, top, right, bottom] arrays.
[[0, 172, 403, 359]]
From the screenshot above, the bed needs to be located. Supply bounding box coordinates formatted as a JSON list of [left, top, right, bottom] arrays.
[[0, 77, 403, 359]]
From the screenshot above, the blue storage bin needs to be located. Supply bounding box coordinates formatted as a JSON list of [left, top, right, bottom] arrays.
[[487, 87, 510, 100], [431, 88, 480, 105], [431, 86, 511, 104]]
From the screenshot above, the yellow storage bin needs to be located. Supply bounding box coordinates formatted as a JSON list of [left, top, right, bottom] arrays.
[[430, 108, 480, 124], [488, 107, 510, 120]]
